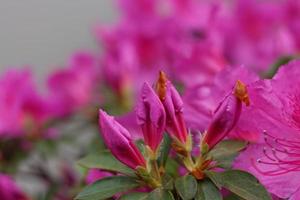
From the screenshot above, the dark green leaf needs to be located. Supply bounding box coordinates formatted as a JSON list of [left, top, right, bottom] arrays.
[[75, 176, 139, 200], [146, 188, 174, 200], [195, 179, 222, 200], [224, 193, 245, 200], [158, 134, 172, 167], [206, 170, 271, 200], [119, 192, 148, 200], [175, 175, 198, 200], [208, 140, 247, 169], [77, 152, 135, 176]]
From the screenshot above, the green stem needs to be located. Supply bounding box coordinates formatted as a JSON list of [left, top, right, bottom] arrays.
[[150, 159, 161, 183], [183, 151, 195, 172]]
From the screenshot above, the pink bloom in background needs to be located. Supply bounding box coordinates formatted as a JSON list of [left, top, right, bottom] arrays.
[[284, 0, 300, 49], [0, 69, 50, 138], [221, 0, 297, 72], [99, 110, 146, 169], [0, 174, 29, 200], [136, 82, 166, 151], [234, 60, 300, 199], [94, 0, 226, 100], [47, 51, 100, 117]]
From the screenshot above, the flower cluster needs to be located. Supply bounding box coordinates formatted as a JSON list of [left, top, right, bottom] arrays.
[[75, 72, 267, 199]]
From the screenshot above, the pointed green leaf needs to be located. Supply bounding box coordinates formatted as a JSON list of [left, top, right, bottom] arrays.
[[77, 152, 135, 176], [147, 188, 174, 200], [75, 176, 139, 200], [206, 170, 271, 200], [195, 179, 222, 200], [175, 175, 198, 200], [119, 192, 148, 200], [208, 140, 247, 169]]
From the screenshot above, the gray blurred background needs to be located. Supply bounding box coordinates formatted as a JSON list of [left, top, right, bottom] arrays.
[[0, 0, 116, 79]]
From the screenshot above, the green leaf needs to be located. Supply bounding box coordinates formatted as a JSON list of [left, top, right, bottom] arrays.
[[263, 55, 295, 78], [158, 134, 172, 167], [195, 179, 222, 200], [75, 176, 139, 200], [146, 188, 175, 200], [206, 170, 271, 200], [77, 151, 135, 176], [165, 158, 180, 177], [175, 175, 198, 200], [224, 193, 245, 200], [162, 174, 174, 190], [208, 139, 247, 169], [135, 139, 146, 155], [119, 192, 148, 200]]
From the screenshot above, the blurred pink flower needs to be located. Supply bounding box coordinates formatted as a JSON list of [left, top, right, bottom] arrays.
[[94, 0, 226, 100], [221, 0, 297, 72], [0, 69, 49, 138], [99, 110, 146, 169], [234, 60, 300, 199], [284, 0, 300, 49], [0, 173, 29, 200], [47, 51, 100, 117], [136, 82, 166, 151]]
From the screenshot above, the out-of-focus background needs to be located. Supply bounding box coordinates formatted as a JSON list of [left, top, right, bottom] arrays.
[[0, 0, 115, 77], [0, 1, 117, 196]]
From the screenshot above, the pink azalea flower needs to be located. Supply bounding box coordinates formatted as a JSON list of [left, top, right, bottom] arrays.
[[99, 109, 146, 169], [0, 173, 29, 200], [47, 51, 100, 117], [234, 60, 300, 199], [0, 69, 50, 138], [136, 82, 166, 151]]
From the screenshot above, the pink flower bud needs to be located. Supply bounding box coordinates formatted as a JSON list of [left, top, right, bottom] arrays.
[[99, 110, 146, 169], [203, 80, 249, 149], [85, 169, 112, 185], [136, 82, 166, 151], [156, 71, 188, 143]]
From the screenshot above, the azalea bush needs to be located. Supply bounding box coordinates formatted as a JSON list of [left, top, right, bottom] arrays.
[[1, 0, 300, 200]]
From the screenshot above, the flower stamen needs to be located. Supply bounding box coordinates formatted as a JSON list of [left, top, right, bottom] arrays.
[[253, 130, 300, 176]]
